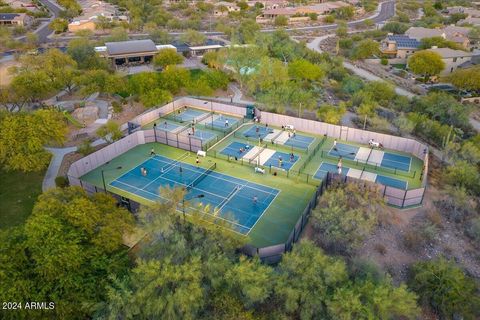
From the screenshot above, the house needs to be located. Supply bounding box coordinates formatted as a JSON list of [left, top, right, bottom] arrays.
[[426, 47, 473, 75], [0, 13, 33, 26], [246, 0, 288, 10], [95, 39, 173, 67], [405, 26, 471, 49], [4, 0, 37, 11], [457, 17, 480, 26], [213, 1, 241, 16], [256, 1, 351, 23], [68, 0, 128, 32], [171, 39, 225, 57], [381, 34, 420, 59]]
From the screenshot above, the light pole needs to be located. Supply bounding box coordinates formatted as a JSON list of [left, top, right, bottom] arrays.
[[182, 193, 205, 222], [101, 162, 122, 193]]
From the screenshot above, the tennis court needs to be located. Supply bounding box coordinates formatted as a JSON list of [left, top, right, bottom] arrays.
[[283, 134, 315, 151], [189, 129, 217, 142], [109, 154, 279, 234], [200, 114, 241, 131], [263, 151, 299, 171], [220, 141, 253, 158], [314, 162, 408, 189], [329, 143, 359, 160], [142, 120, 181, 131], [170, 108, 210, 123], [243, 125, 274, 139], [381, 152, 411, 172]]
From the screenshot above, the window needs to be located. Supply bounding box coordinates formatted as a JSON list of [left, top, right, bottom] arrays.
[[453, 57, 457, 62]]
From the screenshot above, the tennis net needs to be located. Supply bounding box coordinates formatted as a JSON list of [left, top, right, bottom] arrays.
[[186, 163, 217, 191], [215, 184, 242, 213], [162, 152, 190, 173], [195, 112, 212, 123], [248, 144, 268, 164], [172, 123, 191, 134]]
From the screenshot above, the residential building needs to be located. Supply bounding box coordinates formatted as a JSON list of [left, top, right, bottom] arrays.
[[95, 39, 174, 67], [68, 0, 128, 32], [426, 47, 473, 75], [172, 39, 225, 57], [0, 13, 33, 26], [405, 26, 471, 49], [381, 34, 420, 59], [256, 1, 352, 23], [246, 0, 288, 10], [213, 1, 241, 16], [457, 17, 480, 26], [4, 0, 37, 11]]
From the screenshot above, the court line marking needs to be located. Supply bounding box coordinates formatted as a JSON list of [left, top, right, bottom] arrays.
[[112, 157, 281, 232], [152, 154, 281, 195], [246, 188, 281, 235], [110, 179, 252, 233]]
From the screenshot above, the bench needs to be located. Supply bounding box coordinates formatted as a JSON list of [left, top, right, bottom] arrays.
[[255, 167, 265, 174]]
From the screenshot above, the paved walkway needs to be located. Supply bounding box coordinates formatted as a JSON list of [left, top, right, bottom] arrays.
[[43, 146, 77, 190], [306, 36, 416, 99]]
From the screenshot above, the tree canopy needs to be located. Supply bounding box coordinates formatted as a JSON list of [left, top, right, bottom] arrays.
[[408, 50, 445, 81]]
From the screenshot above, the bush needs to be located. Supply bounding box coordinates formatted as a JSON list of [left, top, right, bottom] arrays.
[[55, 176, 69, 188], [324, 15, 335, 23], [111, 101, 123, 115], [380, 58, 388, 65], [465, 217, 480, 243], [409, 258, 480, 319], [77, 139, 95, 156], [274, 15, 288, 27]]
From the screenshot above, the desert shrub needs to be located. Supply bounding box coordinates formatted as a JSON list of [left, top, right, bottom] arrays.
[[55, 176, 69, 188], [465, 217, 480, 243], [77, 138, 95, 156]]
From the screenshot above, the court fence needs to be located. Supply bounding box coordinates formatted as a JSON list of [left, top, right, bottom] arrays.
[[241, 173, 329, 264]]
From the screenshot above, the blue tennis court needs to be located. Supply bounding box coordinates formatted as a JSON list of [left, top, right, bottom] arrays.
[[376, 175, 407, 189], [314, 162, 350, 180], [381, 152, 411, 172], [263, 151, 299, 171], [284, 134, 315, 151], [243, 125, 274, 139], [207, 114, 240, 130], [220, 141, 253, 158], [189, 129, 217, 142], [172, 108, 209, 122], [329, 143, 359, 160], [109, 154, 279, 234]]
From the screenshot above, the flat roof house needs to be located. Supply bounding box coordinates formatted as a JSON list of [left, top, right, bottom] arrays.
[[0, 13, 33, 26], [95, 39, 173, 67], [256, 1, 351, 23]]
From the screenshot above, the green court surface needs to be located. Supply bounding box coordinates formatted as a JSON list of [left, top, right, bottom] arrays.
[[80, 143, 317, 247], [81, 110, 425, 247]]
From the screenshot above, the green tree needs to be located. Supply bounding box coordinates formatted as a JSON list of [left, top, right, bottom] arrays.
[[408, 50, 445, 82], [443, 160, 480, 195], [409, 258, 480, 319], [317, 103, 346, 124], [311, 182, 385, 253], [49, 18, 68, 33], [0, 109, 67, 171], [96, 120, 123, 143], [335, 5, 355, 20], [448, 66, 480, 91], [10, 70, 51, 105], [75, 69, 124, 95], [351, 39, 380, 60], [419, 36, 463, 50], [180, 29, 206, 45], [0, 187, 133, 319], [363, 81, 395, 106], [275, 241, 348, 319], [153, 49, 184, 69], [67, 37, 108, 70], [140, 88, 172, 108], [158, 66, 191, 94], [288, 59, 324, 82], [382, 21, 409, 34], [274, 15, 288, 26]]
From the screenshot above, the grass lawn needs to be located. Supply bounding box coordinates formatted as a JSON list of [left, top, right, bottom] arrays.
[[0, 170, 44, 229]]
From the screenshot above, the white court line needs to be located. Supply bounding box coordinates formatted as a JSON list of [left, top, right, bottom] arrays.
[[246, 189, 281, 235], [110, 179, 251, 232]]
